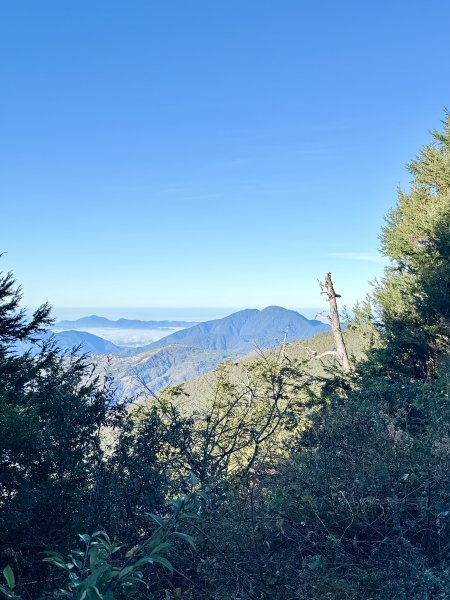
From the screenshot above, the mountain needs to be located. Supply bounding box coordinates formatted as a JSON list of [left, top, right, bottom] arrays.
[[105, 328, 368, 404], [34, 307, 330, 398], [173, 329, 369, 413], [55, 315, 197, 329], [95, 344, 229, 398], [13, 330, 125, 356], [139, 306, 330, 354], [98, 307, 330, 397], [52, 330, 124, 354]]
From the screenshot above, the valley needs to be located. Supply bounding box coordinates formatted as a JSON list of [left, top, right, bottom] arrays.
[[51, 306, 331, 398]]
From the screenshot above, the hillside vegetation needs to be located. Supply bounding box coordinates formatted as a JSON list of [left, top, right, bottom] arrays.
[[91, 308, 331, 400], [165, 329, 369, 414], [0, 114, 449, 599]]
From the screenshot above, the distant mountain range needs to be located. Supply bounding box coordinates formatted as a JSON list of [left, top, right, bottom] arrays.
[[54, 315, 198, 329], [17, 307, 331, 395], [94, 307, 330, 396], [141, 306, 329, 354]]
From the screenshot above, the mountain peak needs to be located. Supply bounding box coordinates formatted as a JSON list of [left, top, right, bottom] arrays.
[[139, 306, 330, 354], [262, 305, 292, 312]]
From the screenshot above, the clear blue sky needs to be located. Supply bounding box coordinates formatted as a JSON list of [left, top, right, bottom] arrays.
[[1, 1, 449, 319]]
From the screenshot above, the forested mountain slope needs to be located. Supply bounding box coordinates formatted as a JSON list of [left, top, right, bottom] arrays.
[[94, 307, 331, 398], [167, 329, 369, 413], [95, 343, 230, 398]]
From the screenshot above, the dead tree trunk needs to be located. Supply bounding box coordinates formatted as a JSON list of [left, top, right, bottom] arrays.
[[318, 272, 351, 374]]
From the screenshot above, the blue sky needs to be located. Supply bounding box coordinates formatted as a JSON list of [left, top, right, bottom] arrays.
[[1, 1, 449, 319]]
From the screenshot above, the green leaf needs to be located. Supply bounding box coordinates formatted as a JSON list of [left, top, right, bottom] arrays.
[[42, 557, 70, 570], [86, 586, 103, 600], [71, 558, 83, 569], [147, 513, 165, 528], [118, 565, 134, 579], [2, 567, 15, 590], [173, 532, 196, 549], [150, 542, 171, 555], [89, 547, 101, 571], [91, 530, 104, 538], [151, 556, 174, 573], [110, 543, 122, 555], [132, 557, 154, 569], [93, 531, 111, 545], [43, 550, 67, 562], [79, 534, 91, 544]]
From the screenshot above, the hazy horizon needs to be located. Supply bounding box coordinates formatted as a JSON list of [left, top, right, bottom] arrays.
[[48, 305, 332, 348], [47, 305, 329, 323]]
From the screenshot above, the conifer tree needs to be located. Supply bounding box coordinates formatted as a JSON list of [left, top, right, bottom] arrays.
[[375, 112, 450, 377], [0, 269, 113, 592]]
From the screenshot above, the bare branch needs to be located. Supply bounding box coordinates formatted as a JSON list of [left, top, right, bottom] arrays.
[[315, 311, 332, 325], [314, 350, 339, 360], [299, 346, 339, 363]]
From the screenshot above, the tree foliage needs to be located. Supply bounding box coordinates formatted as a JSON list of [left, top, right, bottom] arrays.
[[375, 112, 450, 377]]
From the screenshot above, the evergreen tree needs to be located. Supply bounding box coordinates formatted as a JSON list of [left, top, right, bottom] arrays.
[[375, 112, 450, 377], [0, 269, 114, 595]]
